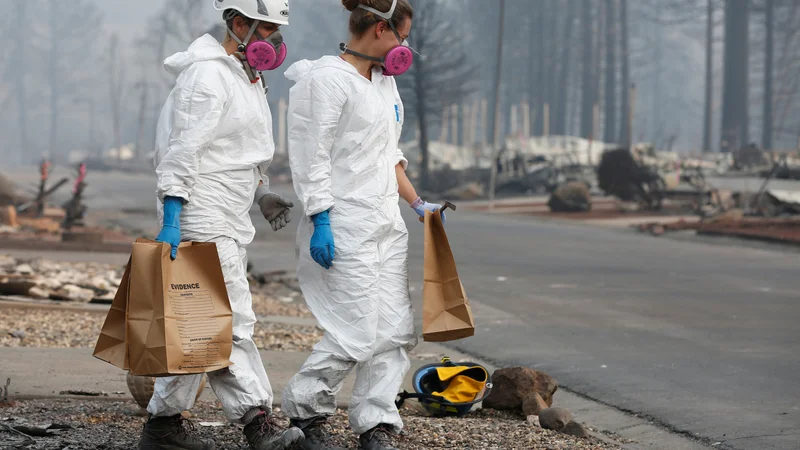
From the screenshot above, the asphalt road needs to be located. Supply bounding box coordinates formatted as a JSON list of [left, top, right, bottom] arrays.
[[408, 211, 798, 450], [6, 168, 799, 449], [254, 184, 799, 450]]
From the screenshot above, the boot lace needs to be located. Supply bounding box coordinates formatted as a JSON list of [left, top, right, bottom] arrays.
[[305, 417, 334, 443], [249, 412, 279, 444], [176, 417, 202, 441], [369, 425, 393, 444]]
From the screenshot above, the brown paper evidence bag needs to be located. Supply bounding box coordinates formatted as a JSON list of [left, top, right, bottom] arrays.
[[93, 239, 233, 377], [422, 207, 476, 342]]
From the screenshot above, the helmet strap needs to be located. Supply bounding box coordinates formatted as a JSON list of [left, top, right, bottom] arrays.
[[357, 0, 397, 21], [228, 20, 262, 83], [227, 19, 260, 50], [339, 42, 383, 64]]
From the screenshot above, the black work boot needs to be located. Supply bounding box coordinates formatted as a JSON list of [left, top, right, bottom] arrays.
[[358, 425, 398, 450], [243, 410, 305, 450], [289, 417, 347, 450], [138, 414, 216, 450]]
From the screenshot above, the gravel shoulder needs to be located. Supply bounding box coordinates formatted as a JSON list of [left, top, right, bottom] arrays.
[[0, 399, 618, 450], [0, 292, 321, 352]]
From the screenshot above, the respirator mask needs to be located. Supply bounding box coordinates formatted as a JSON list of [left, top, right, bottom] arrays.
[[226, 12, 287, 82], [339, 0, 416, 76]]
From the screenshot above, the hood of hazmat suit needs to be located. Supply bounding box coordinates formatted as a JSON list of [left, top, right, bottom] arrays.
[[154, 34, 275, 246], [282, 56, 417, 435]]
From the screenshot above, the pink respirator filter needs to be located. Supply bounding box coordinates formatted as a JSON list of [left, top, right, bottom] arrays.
[[382, 46, 413, 76], [246, 41, 288, 71]]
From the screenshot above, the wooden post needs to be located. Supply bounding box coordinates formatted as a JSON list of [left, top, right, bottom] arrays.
[[510, 104, 519, 135], [451, 104, 459, 146], [481, 98, 488, 146], [522, 101, 531, 139], [544, 103, 550, 137], [628, 84, 637, 150], [588, 102, 599, 166], [471, 99, 479, 147], [461, 103, 470, 149], [440, 106, 449, 143]]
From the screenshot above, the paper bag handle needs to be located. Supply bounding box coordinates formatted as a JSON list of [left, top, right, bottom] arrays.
[[418, 201, 456, 223]]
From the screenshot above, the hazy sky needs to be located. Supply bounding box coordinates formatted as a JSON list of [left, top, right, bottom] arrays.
[[102, 0, 216, 34], [0, 0, 728, 161]]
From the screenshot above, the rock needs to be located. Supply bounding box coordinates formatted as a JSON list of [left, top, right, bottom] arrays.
[[38, 276, 64, 290], [50, 284, 95, 302], [483, 367, 558, 412], [89, 291, 115, 304], [522, 392, 549, 416], [650, 224, 665, 236], [89, 276, 111, 291], [10, 330, 26, 339], [539, 407, 573, 431], [35, 259, 61, 272], [548, 182, 591, 213], [526, 415, 541, 427], [0, 255, 16, 269], [560, 420, 590, 438], [15, 264, 34, 275], [27, 286, 51, 299], [0, 276, 37, 296]]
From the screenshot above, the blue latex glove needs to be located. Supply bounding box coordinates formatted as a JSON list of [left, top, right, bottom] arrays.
[[411, 197, 446, 223], [310, 210, 335, 270], [156, 196, 183, 260]]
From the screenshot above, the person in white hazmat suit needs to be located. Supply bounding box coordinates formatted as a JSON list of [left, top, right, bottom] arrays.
[[282, 1, 447, 449], [142, 1, 305, 450]]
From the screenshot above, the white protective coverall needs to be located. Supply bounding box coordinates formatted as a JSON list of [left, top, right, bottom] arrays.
[[149, 34, 276, 423], [281, 56, 418, 435]]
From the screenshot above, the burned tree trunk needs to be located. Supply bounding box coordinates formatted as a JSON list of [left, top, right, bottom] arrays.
[[763, 0, 774, 150], [619, 0, 631, 146], [703, 0, 714, 153], [48, 0, 60, 159], [13, 1, 28, 165], [556, 0, 577, 136], [720, 0, 750, 153], [580, 2, 595, 138], [414, 62, 430, 192], [534, 5, 546, 136], [603, 0, 617, 143]]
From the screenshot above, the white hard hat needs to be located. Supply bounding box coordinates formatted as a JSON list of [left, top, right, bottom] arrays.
[[213, 0, 289, 26]]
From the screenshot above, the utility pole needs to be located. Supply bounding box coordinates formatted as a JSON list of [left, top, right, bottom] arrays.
[[762, 0, 774, 151], [488, 0, 506, 211]]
